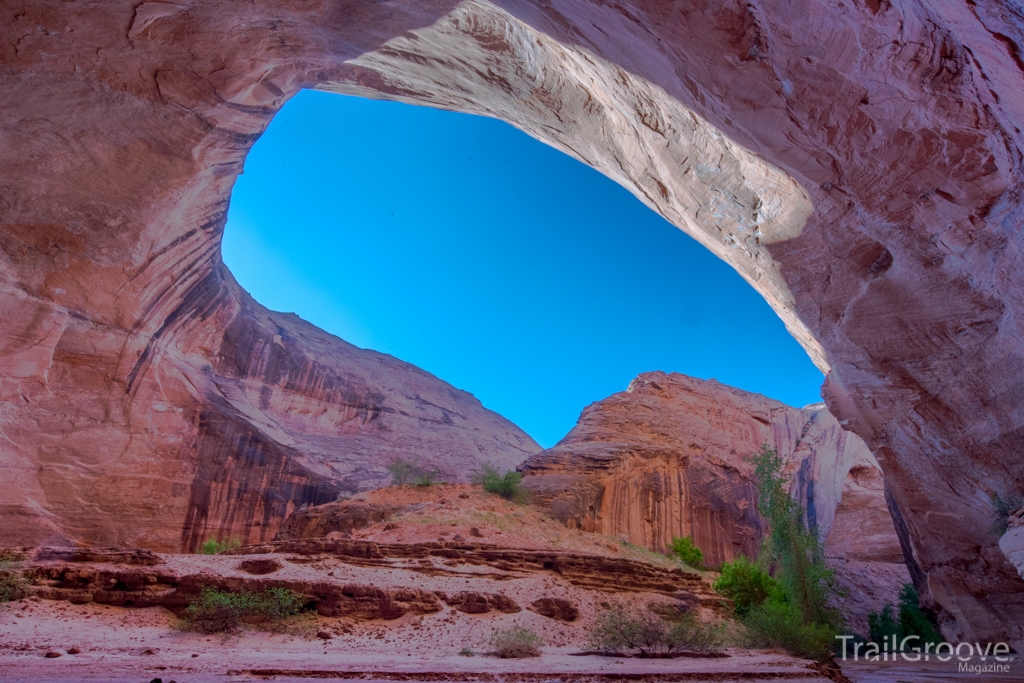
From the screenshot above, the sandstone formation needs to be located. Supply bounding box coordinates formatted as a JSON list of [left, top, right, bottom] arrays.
[[520, 371, 910, 632], [2, 0, 1023, 645]]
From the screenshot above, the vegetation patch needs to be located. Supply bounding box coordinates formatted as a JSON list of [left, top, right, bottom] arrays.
[[868, 583, 942, 648], [488, 625, 543, 658], [669, 536, 704, 569], [588, 602, 724, 657], [199, 537, 242, 555], [179, 586, 306, 633], [990, 491, 1023, 535], [713, 555, 780, 616], [0, 552, 27, 603], [710, 444, 843, 662], [388, 459, 445, 487], [473, 463, 529, 503]]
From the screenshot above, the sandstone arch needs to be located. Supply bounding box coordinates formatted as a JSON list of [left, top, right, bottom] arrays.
[[1, 0, 1022, 646]]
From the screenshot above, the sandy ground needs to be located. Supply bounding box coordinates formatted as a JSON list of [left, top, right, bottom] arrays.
[[0, 599, 832, 682]]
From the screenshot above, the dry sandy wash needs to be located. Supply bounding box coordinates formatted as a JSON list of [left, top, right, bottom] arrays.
[[2, 0, 1024, 653]]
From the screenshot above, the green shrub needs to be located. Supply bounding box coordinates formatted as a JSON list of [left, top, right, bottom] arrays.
[[868, 583, 942, 647], [180, 587, 305, 633], [990, 492, 1023, 535], [473, 463, 528, 503], [741, 598, 836, 662], [588, 602, 722, 656], [458, 647, 475, 657], [669, 536, 704, 569], [488, 625, 543, 658], [713, 555, 780, 616], [199, 537, 242, 555], [868, 604, 898, 644]]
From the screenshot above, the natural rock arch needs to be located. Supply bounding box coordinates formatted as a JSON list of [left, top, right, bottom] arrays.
[[1, 0, 1022, 646]]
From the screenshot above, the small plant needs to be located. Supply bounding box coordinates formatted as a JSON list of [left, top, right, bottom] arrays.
[[180, 586, 305, 633], [488, 625, 543, 658], [414, 467, 442, 487], [199, 537, 242, 555], [990, 492, 1023, 535], [713, 555, 780, 616], [0, 552, 27, 603], [665, 613, 725, 654], [473, 463, 528, 503], [669, 536, 704, 569], [458, 647, 475, 657], [388, 459, 419, 486]]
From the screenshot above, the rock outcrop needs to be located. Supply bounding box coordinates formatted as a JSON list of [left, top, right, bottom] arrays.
[[521, 372, 910, 632], [2, 0, 1023, 644]]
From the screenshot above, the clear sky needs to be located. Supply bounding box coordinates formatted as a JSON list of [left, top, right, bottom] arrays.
[[222, 89, 824, 448]]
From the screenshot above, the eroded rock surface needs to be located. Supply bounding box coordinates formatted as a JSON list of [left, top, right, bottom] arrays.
[[521, 372, 909, 631], [2, 0, 1023, 643]]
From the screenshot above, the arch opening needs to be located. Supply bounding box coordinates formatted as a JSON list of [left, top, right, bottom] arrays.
[[223, 89, 825, 447]]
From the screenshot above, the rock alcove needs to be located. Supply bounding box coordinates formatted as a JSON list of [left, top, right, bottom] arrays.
[[1, 0, 1023, 648]]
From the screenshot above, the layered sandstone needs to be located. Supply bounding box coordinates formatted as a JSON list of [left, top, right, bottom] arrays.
[[2, 0, 1023, 645], [520, 372, 910, 632]]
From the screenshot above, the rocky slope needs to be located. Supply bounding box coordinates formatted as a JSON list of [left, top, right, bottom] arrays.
[[520, 372, 910, 633], [2, 0, 1023, 645]]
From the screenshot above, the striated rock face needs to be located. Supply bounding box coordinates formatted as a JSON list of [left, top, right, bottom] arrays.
[[2, 0, 1023, 643], [520, 371, 910, 631]]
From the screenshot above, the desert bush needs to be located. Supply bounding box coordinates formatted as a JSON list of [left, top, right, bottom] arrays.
[[387, 459, 419, 486], [488, 625, 543, 658], [180, 587, 305, 633], [990, 492, 1023, 535], [473, 463, 528, 503], [414, 467, 442, 487], [458, 647, 475, 657], [669, 536, 704, 569], [0, 553, 27, 603], [665, 613, 725, 654], [713, 555, 780, 616], [588, 602, 722, 656], [199, 537, 242, 555]]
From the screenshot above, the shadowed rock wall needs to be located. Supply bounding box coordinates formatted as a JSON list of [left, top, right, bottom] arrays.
[[1, 0, 1023, 644]]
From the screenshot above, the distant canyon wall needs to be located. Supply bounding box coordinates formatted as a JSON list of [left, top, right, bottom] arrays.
[[1, 0, 1023, 644]]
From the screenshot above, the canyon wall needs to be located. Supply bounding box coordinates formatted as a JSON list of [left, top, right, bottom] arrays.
[[519, 372, 910, 633], [1, 0, 1022, 644]]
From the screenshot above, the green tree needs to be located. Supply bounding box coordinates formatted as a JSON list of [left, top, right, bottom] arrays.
[[750, 443, 839, 629]]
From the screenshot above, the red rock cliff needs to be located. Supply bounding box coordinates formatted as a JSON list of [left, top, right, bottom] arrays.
[[519, 371, 910, 633], [1, 0, 1022, 644]]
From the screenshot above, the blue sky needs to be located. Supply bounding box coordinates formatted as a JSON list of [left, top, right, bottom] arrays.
[[222, 89, 824, 448]]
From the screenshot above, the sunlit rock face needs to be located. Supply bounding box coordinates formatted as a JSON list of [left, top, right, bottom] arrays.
[[519, 371, 910, 632], [1, 0, 1022, 643]]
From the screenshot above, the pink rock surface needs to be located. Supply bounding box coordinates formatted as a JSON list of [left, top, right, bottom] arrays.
[[1, 0, 1023, 645], [520, 371, 909, 632]]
